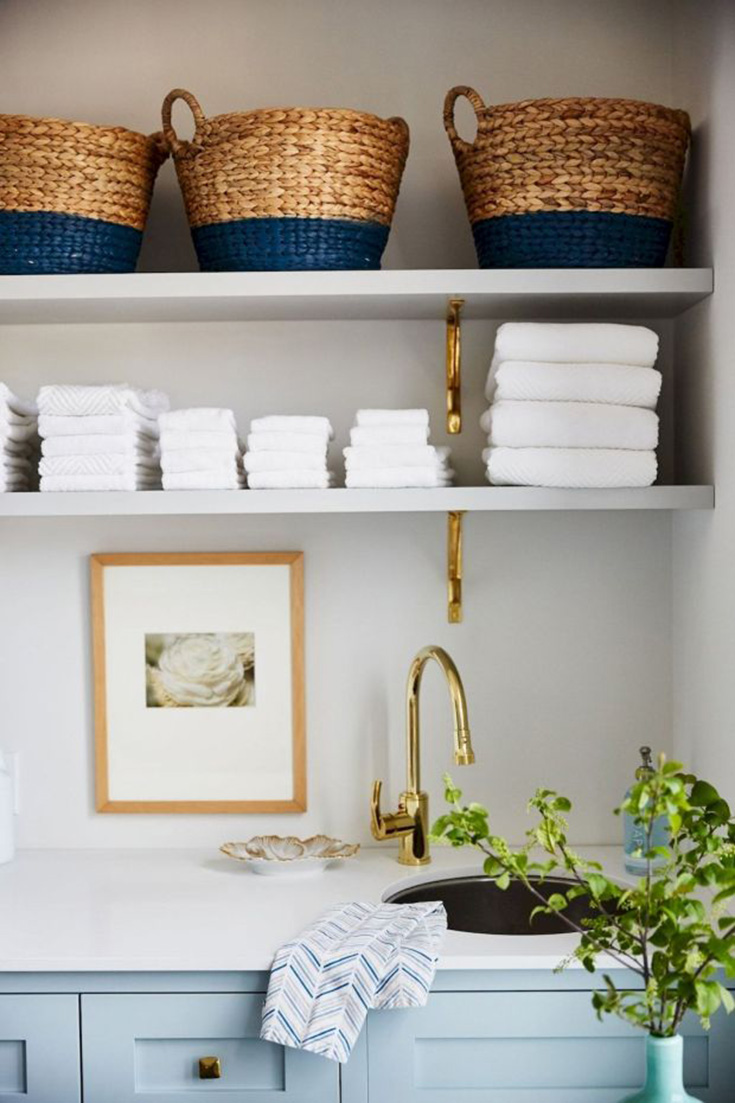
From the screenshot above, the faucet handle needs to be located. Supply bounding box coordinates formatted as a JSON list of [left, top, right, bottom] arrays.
[[371, 780, 414, 841]]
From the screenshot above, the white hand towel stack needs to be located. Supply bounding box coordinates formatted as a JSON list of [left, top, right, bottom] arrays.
[[243, 416, 333, 489], [37, 385, 167, 492], [482, 324, 662, 489], [0, 384, 40, 492], [343, 410, 452, 488], [160, 409, 244, 490]]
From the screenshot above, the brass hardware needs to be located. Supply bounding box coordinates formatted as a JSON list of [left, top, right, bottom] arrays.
[[371, 646, 475, 866], [445, 298, 464, 434], [447, 510, 465, 624], [198, 1056, 222, 1080]]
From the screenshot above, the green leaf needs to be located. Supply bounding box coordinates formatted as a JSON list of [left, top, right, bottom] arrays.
[[691, 780, 720, 808]]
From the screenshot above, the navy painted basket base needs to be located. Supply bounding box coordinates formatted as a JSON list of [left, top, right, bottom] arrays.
[[472, 210, 673, 268], [192, 216, 390, 271], [0, 210, 143, 274]]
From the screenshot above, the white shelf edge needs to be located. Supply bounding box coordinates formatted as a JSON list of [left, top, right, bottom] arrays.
[[0, 486, 714, 517]]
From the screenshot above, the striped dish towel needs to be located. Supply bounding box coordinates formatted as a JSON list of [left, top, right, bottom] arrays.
[[260, 900, 446, 1063]]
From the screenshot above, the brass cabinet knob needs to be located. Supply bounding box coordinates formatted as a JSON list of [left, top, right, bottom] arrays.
[[198, 1056, 222, 1080]]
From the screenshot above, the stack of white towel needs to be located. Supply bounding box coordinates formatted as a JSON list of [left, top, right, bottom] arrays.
[[160, 408, 244, 490], [344, 410, 452, 488], [0, 384, 39, 492], [482, 323, 662, 488], [37, 385, 167, 492], [243, 416, 333, 489]]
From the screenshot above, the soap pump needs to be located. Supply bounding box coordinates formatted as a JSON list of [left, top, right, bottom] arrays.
[[0, 751, 15, 865], [623, 745, 667, 875]]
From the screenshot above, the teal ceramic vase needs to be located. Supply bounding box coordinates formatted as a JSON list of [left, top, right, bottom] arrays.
[[622, 1035, 700, 1103]]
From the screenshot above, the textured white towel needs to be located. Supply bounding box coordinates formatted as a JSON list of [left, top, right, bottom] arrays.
[[41, 433, 159, 458], [243, 451, 327, 473], [246, 432, 329, 454], [249, 415, 333, 438], [344, 445, 450, 470], [0, 384, 37, 419], [493, 323, 659, 367], [481, 401, 659, 450], [355, 409, 429, 427], [37, 385, 169, 418], [346, 467, 453, 488], [488, 361, 663, 408], [349, 425, 429, 446], [39, 454, 160, 477], [159, 408, 237, 434], [162, 470, 245, 490], [160, 429, 239, 452], [247, 470, 333, 489], [39, 413, 159, 438], [161, 449, 243, 474], [486, 447, 657, 488], [40, 473, 161, 492]]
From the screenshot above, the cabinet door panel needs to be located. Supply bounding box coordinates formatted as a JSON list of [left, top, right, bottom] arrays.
[[0, 994, 80, 1103], [366, 991, 735, 1103], [81, 993, 338, 1103]]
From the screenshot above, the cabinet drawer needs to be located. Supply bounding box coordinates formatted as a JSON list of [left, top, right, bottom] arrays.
[[0, 994, 80, 1103], [366, 991, 735, 1103], [81, 993, 338, 1102]]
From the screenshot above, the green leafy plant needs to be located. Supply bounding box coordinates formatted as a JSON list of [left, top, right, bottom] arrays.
[[431, 756, 735, 1035]]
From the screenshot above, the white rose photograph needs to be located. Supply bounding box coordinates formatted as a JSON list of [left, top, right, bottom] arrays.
[[145, 632, 256, 708]]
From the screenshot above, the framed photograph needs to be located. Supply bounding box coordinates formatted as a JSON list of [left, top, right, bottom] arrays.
[[91, 552, 305, 813]]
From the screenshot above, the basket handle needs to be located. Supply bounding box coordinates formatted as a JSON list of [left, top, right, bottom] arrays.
[[161, 88, 207, 155], [443, 86, 486, 152]]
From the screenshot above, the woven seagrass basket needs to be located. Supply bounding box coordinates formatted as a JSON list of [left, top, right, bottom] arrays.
[[0, 113, 167, 274], [444, 88, 691, 268], [161, 88, 410, 271]]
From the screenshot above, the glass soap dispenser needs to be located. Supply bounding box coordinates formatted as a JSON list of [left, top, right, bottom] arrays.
[[623, 745, 668, 875]]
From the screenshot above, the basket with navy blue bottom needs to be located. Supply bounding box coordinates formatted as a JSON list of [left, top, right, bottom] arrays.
[[0, 113, 167, 275], [444, 88, 690, 269], [162, 89, 409, 272]]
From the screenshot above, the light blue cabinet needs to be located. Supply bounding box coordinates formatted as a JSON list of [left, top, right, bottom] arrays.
[[0, 994, 81, 1103]]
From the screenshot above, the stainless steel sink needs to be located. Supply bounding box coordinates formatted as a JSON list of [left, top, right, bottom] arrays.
[[386, 875, 594, 936]]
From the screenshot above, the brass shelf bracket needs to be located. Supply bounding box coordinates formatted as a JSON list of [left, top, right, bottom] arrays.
[[447, 510, 465, 624], [446, 297, 464, 434]]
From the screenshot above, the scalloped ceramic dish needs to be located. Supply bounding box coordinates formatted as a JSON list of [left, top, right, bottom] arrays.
[[220, 834, 360, 876]]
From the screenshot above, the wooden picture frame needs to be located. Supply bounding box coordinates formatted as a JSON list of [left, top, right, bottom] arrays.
[[91, 552, 305, 813]]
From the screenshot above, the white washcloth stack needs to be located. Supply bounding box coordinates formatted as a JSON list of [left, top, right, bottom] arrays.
[[37, 385, 167, 492], [482, 323, 662, 488], [160, 409, 244, 490], [344, 410, 452, 488], [0, 384, 39, 492], [243, 416, 333, 489]]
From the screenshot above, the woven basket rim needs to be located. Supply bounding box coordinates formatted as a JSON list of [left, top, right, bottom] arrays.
[[0, 112, 161, 144], [191, 105, 408, 130], [479, 95, 690, 127]]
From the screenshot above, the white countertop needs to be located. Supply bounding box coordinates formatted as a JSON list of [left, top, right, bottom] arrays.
[[0, 845, 631, 973]]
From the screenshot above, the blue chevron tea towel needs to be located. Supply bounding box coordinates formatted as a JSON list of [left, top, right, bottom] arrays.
[[260, 900, 447, 1062]]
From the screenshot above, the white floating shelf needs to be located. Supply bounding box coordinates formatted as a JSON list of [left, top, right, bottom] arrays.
[[0, 486, 714, 517], [0, 269, 713, 324]]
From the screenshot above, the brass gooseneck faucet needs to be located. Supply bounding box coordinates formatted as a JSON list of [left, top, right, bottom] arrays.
[[371, 645, 475, 866]]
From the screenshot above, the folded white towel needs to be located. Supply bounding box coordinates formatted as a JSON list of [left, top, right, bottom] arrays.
[[39, 454, 160, 477], [159, 429, 240, 453], [0, 474, 31, 492], [37, 385, 169, 418], [355, 409, 429, 427], [349, 425, 429, 446], [488, 361, 663, 408], [0, 384, 37, 420], [486, 447, 657, 488], [159, 408, 237, 434], [247, 470, 334, 489], [246, 432, 329, 454], [40, 473, 161, 492], [493, 323, 659, 367], [162, 470, 245, 490], [41, 433, 159, 458], [0, 422, 39, 444], [0, 455, 31, 472], [1, 436, 37, 457], [161, 449, 244, 474], [243, 451, 327, 473], [481, 401, 659, 451], [39, 412, 159, 439], [249, 415, 333, 438], [343, 445, 450, 470], [346, 467, 453, 488]]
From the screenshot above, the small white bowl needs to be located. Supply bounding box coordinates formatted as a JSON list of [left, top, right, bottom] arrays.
[[220, 834, 360, 877]]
